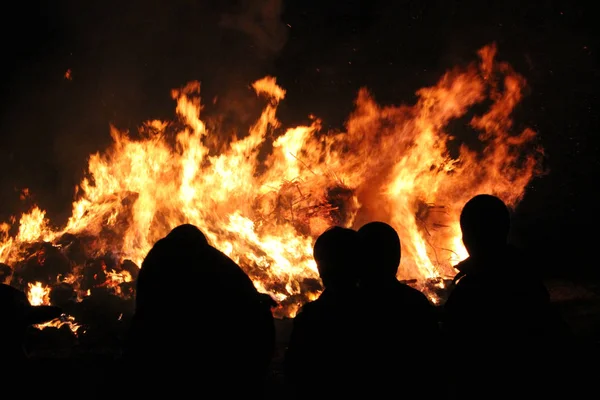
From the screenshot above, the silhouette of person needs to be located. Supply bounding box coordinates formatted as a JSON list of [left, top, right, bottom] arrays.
[[442, 194, 572, 398], [356, 221, 442, 395], [0, 283, 62, 361], [124, 224, 276, 396], [284, 226, 364, 398]]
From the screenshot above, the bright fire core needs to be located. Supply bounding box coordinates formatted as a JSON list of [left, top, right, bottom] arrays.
[[0, 44, 542, 318]]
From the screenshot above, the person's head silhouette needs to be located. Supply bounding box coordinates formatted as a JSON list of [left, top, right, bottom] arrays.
[[357, 221, 401, 284], [165, 223, 208, 248], [313, 226, 361, 290], [460, 194, 510, 259]]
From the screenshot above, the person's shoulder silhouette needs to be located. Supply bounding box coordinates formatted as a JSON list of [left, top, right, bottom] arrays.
[[447, 194, 547, 307], [446, 194, 546, 323], [443, 194, 571, 398], [292, 226, 362, 323], [285, 226, 363, 397], [356, 221, 441, 395]]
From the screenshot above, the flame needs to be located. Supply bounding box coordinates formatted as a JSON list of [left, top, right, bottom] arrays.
[[28, 282, 50, 306], [35, 315, 81, 335], [27, 281, 80, 334], [0, 44, 542, 317]]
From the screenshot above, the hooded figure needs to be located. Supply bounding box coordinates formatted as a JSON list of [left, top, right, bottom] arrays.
[[124, 224, 276, 396]]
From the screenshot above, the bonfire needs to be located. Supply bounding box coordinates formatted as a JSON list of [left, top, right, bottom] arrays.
[[0, 44, 542, 333]]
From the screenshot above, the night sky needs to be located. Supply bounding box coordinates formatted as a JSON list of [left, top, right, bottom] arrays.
[[0, 0, 597, 278]]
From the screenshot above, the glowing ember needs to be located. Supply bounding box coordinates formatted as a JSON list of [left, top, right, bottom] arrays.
[[27, 281, 80, 334], [34, 314, 81, 335], [0, 44, 542, 318]]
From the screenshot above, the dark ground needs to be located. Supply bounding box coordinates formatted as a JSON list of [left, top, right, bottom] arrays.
[[269, 279, 600, 396], [23, 278, 600, 396]]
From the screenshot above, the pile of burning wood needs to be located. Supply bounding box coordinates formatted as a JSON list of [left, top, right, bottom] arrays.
[[2, 234, 138, 356]]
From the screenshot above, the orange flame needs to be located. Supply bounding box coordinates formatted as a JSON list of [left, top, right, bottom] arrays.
[[0, 44, 542, 317]]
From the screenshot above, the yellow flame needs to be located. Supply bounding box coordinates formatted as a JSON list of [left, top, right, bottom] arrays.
[[28, 282, 50, 306], [27, 282, 81, 335], [35, 315, 81, 335], [0, 44, 542, 317]]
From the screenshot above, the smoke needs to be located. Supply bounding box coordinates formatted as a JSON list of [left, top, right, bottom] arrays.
[[220, 0, 289, 56], [208, 0, 290, 135]]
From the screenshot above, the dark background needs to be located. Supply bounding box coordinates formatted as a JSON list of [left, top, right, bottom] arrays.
[[0, 0, 597, 278]]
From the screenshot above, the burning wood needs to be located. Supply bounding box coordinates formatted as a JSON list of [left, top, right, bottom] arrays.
[[2, 235, 136, 343], [0, 262, 11, 282]]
